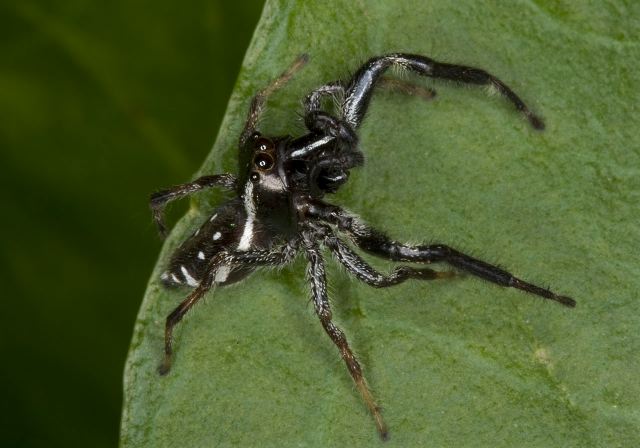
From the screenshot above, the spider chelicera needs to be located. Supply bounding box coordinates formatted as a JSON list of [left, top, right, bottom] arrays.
[[150, 53, 575, 440]]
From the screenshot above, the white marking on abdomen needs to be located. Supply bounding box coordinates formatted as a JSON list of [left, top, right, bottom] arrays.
[[213, 232, 222, 240], [181, 265, 199, 287], [215, 265, 230, 283], [197, 251, 205, 260], [210, 213, 218, 222], [237, 181, 256, 252]]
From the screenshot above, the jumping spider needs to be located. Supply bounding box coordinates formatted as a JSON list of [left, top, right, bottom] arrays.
[[150, 53, 575, 440]]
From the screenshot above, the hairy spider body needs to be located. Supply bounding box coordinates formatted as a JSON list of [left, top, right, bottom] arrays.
[[150, 53, 575, 440]]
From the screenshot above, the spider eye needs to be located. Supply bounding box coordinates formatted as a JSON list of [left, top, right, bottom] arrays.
[[255, 137, 274, 152], [254, 153, 274, 170]]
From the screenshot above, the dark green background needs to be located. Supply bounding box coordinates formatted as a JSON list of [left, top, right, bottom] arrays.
[[0, 1, 265, 446]]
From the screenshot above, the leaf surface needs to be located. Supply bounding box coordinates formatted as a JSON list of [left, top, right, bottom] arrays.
[[122, 1, 640, 446]]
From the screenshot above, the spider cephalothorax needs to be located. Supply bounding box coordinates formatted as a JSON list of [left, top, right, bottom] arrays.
[[150, 53, 574, 440]]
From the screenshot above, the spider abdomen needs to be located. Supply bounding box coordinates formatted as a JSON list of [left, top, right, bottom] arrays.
[[160, 199, 252, 287]]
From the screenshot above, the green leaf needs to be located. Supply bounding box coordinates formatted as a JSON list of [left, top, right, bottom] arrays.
[[121, 1, 640, 446]]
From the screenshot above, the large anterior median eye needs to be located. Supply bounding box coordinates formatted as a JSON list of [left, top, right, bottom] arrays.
[[254, 153, 274, 170]]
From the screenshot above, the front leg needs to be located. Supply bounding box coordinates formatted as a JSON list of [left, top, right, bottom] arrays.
[[304, 77, 435, 118], [150, 174, 237, 237], [307, 201, 576, 307], [342, 53, 544, 130], [303, 78, 434, 145], [304, 80, 344, 113], [303, 237, 389, 440]]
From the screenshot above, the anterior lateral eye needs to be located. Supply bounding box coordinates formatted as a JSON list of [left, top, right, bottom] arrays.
[[254, 153, 274, 170]]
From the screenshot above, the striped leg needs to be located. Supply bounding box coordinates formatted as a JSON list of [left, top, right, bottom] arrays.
[[325, 232, 454, 287], [304, 239, 389, 440], [306, 200, 575, 307], [342, 53, 544, 129]]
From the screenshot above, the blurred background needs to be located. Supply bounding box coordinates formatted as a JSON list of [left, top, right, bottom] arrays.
[[0, 1, 265, 446]]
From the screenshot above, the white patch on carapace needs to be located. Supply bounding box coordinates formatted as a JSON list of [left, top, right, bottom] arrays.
[[288, 135, 333, 158], [197, 251, 205, 260], [237, 181, 256, 251], [209, 213, 218, 222], [180, 265, 199, 287], [215, 265, 230, 283], [170, 273, 180, 284], [213, 231, 222, 240]]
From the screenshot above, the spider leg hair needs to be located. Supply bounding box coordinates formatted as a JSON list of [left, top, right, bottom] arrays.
[[150, 174, 237, 238], [302, 76, 435, 145], [306, 201, 575, 308], [239, 53, 309, 147], [377, 76, 437, 101], [342, 53, 544, 130], [304, 81, 345, 114], [159, 244, 298, 376], [322, 226, 454, 287], [302, 236, 389, 441]]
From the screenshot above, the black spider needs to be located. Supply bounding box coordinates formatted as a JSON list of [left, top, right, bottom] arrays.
[[150, 53, 575, 440]]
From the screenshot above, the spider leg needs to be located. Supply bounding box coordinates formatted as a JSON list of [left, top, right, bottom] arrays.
[[302, 82, 356, 144], [302, 77, 434, 143], [307, 201, 575, 307], [304, 77, 434, 116], [324, 229, 454, 287], [159, 279, 210, 376], [159, 244, 298, 375], [150, 174, 237, 238], [239, 53, 309, 147], [378, 76, 437, 101], [303, 81, 357, 145], [342, 53, 544, 130], [304, 80, 344, 113], [303, 237, 389, 441]]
